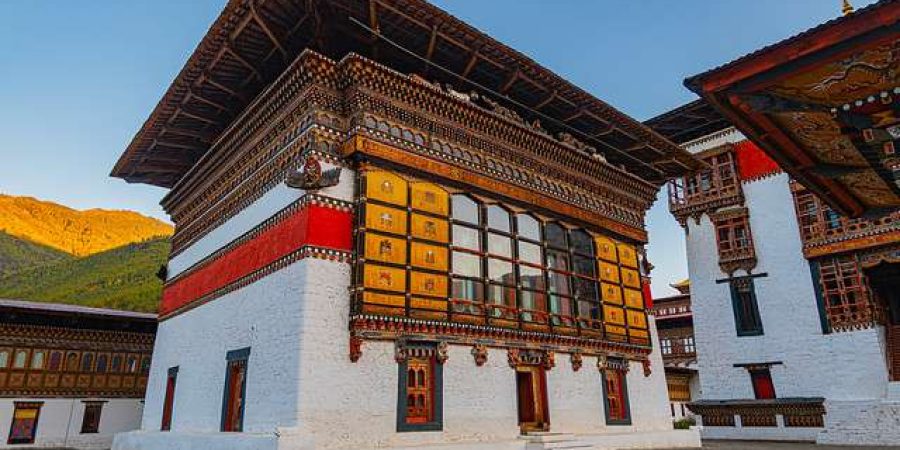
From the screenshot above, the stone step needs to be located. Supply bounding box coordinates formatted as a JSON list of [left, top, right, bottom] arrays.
[[521, 432, 593, 449]]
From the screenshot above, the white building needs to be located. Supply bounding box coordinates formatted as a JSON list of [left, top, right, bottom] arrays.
[[0, 300, 155, 449], [647, 99, 900, 445], [107, 1, 703, 449]]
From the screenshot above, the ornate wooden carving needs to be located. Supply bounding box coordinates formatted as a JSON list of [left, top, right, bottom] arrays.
[[349, 336, 363, 363], [570, 352, 583, 372], [471, 344, 488, 367]]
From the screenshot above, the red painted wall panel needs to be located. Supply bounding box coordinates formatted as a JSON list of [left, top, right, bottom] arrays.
[[735, 140, 781, 181], [160, 204, 352, 316]]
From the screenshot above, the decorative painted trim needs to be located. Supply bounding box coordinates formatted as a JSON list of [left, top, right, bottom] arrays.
[[350, 315, 651, 362], [167, 193, 353, 285], [159, 199, 353, 318]]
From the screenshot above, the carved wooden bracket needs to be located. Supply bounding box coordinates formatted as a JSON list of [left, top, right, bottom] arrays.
[[349, 336, 363, 363], [570, 352, 583, 372], [471, 344, 488, 366]]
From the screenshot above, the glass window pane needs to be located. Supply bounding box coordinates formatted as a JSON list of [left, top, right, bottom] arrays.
[[573, 278, 598, 302], [14, 350, 27, 369], [519, 265, 545, 290], [30, 351, 44, 370], [517, 214, 540, 241], [0, 350, 8, 368], [452, 195, 479, 224], [573, 256, 595, 277], [518, 241, 542, 265], [452, 225, 481, 250], [520, 290, 547, 322], [487, 285, 516, 318], [549, 272, 571, 296], [545, 223, 567, 249], [487, 205, 511, 232], [452, 251, 482, 277], [577, 300, 600, 320], [549, 295, 574, 317], [488, 258, 514, 284], [546, 250, 570, 271], [451, 278, 484, 301], [487, 233, 512, 257], [570, 230, 594, 256]]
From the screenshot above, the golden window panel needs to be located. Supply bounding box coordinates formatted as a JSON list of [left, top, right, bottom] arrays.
[[601, 283, 623, 305], [410, 242, 448, 271], [621, 268, 641, 289], [363, 264, 407, 293], [410, 297, 448, 312], [365, 203, 408, 235], [362, 303, 405, 317], [366, 170, 408, 206], [629, 328, 649, 340], [411, 214, 448, 243], [364, 234, 407, 265], [410, 182, 449, 216], [606, 324, 627, 338], [363, 292, 406, 308], [604, 305, 626, 325], [410, 272, 448, 297], [595, 236, 618, 262], [627, 310, 648, 329], [624, 288, 644, 309], [599, 261, 620, 284], [617, 243, 638, 268]]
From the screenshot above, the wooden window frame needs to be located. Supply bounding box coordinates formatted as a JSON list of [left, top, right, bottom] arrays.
[[221, 348, 250, 432], [160, 366, 178, 431], [713, 213, 755, 263], [601, 364, 631, 425], [729, 277, 763, 336], [396, 343, 443, 432], [80, 401, 105, 434], [8, 401, 42, 445]]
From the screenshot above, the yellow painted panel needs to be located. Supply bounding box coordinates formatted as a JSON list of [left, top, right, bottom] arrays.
[[410, 242, 448, 271], [604, 305, 626, 325], [364, 233, 407, 265], [362, 304, 405, 317], [627, 310, 648, 329], [411, 297, 448, 311], [363, 292, 406, 307], [410, 182, 449, 216], [366, 171, 408, 205], [365, 203, 407, 235], [599, 261, 620, 284], [629, 328, 649, 339], [410, 271, 448, 297], [624, 288, 644, 309], [411, 214, 449, 243], [14, 408, 37, 420], [363, 264, 406, 293], [605, 324, 627, 337], [618, 243, 638, 268], [621, 268, 641, 289], [595, 236, 618, 262], [601, 283, 623, 304]]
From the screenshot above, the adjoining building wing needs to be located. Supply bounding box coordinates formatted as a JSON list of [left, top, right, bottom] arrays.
[[684, 0, 900, 217]]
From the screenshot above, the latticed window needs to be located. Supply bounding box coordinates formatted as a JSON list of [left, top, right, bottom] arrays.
[[602, 361, 630, 425], [714, 213, 754, 262], [660, 338, 672, 355], [669, 150, 739, 207], [397, 343, 443, 431], [816, 255, 876, 331]]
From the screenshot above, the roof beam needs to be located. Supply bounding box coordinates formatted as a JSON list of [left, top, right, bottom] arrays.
[[500, 69, 518, 94], [176, 106, 221, 125], [534, 90, 557, 109], [462, 51, 480, 77], [160, 126, 214, 142], [226, 46, 262, 81], [187, 91, 232, 113], [251, 2, 288, 60]]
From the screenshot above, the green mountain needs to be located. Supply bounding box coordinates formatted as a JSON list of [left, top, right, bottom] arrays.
[[0, 232, 73, 277], [0, 238, 169, 313]]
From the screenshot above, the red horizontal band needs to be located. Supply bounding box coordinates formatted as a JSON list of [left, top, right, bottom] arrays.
[[160, 204, 353, 316], [736, 140, 781, 182]]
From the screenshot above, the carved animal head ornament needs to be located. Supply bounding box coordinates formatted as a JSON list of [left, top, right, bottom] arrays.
[[285, 155, 341, 190]]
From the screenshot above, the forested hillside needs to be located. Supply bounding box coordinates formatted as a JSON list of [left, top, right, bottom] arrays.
[[0, 232, 72, 276]]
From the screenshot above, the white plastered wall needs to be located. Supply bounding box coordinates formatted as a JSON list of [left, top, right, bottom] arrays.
[[687, 173, 889, 402], [0, 398, 143, 449]]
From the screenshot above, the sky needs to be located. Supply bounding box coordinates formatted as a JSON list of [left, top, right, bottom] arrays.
[[0, 0, 875, 297]]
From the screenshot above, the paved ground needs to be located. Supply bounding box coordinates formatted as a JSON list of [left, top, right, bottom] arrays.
[[658, 440, 900, 450]]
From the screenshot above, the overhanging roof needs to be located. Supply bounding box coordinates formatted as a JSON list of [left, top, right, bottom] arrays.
[[685, 0, 900, 217], [644, 99, 731, 145], [112, 0, 699, 188]]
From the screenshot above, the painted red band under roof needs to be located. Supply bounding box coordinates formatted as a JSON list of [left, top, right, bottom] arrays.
[[159, 204, 352, 316], [735, 140, 781, 182]]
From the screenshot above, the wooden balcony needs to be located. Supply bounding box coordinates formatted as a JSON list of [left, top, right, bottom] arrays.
[[669, 148, 744, 225]]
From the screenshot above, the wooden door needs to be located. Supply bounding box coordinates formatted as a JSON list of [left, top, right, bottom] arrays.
[[516, 366, 549, 433]]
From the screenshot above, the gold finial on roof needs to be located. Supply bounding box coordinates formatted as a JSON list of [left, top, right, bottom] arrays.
[[842, 0, 854, 15]]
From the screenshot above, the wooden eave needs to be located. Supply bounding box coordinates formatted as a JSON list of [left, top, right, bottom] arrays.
[[111, 0, 699, 189], [644, 99, 732, 145], [684, 0, 900, 217]]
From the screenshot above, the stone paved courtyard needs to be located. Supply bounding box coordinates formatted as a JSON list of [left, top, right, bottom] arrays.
[[658, 441, 900, 450]]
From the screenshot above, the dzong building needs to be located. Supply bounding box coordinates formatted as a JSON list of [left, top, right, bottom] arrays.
[[109, 1, 703, 449]]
